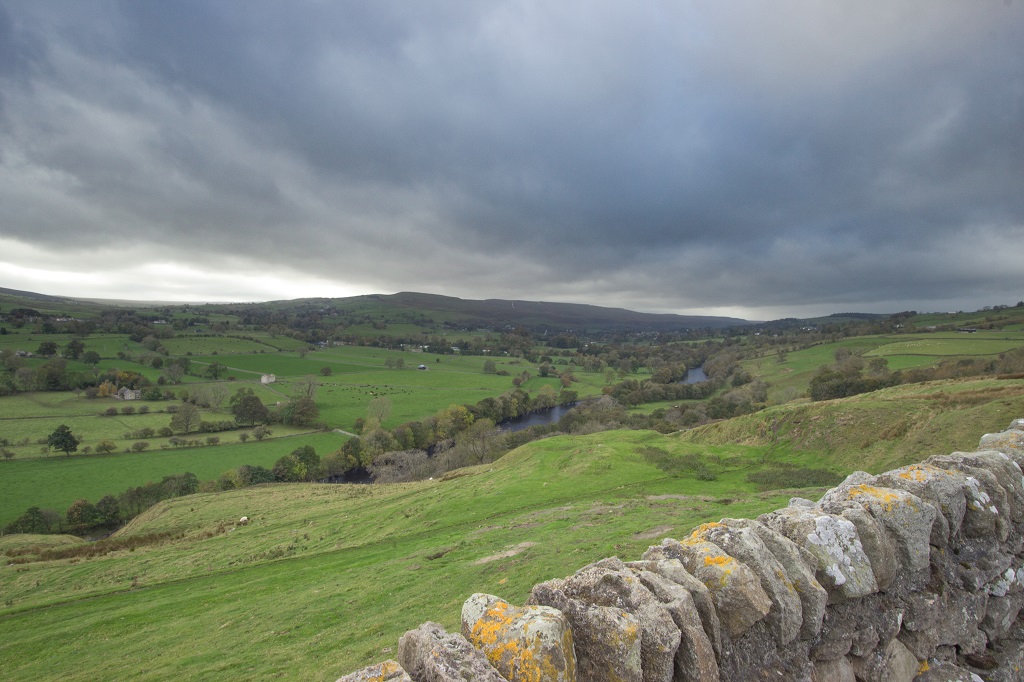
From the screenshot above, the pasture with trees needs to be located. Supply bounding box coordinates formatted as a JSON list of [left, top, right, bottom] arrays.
[[2, 290, 1024, 532]]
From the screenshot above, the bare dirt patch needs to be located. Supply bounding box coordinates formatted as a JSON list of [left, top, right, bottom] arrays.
[[632, 525, 674, 540], [473, 542, 537, 565]]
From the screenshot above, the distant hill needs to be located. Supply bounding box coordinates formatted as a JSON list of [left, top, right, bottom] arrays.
[[262, 291, 750, 333]]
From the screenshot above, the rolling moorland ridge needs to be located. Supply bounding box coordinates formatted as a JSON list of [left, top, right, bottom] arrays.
[[1, 290, 1024, 679]]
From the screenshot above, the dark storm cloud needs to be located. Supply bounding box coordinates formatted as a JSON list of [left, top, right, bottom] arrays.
[[1, 0, 1022, 317]]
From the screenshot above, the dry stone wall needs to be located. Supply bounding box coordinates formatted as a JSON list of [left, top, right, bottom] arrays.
[[338, 419, 1024, 682]]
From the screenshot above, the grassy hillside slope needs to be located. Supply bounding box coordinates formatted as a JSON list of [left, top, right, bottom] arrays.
[[0, 430, 799, 681], [681, 377, 1024, 472]]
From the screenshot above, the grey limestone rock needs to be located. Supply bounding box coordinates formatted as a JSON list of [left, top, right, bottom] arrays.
[[689, 519, 805, 644], [759, 505, 879, 602], [849, 637, 920, 682], [821, 482, 936, 574], [336, 660, 412, 682], [912, 660, 984, 681], [396, 622, 506, 682], [811, 656, 856, 682], [528, 579, 643, 682], [641, 536, 771, 638], [460, 593, 576, 682], [547, 557, 680, 682], [628, 566, 720, 682], [875, 463, 971, 547], [629, 557, 722, 658]]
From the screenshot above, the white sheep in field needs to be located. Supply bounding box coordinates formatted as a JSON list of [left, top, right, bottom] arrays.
[[239, 516, 249, 526]]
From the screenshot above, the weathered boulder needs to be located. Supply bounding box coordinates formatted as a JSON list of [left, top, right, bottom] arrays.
[[686, 519, 805, 644], [336, 660, 412, 682], [820, 483, 935, 574], [541, 557, 680, 682], [461, 593, 576, 682], [759, 505, 878, 602], [850, 637, 919, 682], [626, 563, 720, 681], [396, 622, 506, 682], [642, 536, 771, 638], [528, 579, 643, 682], [913, 660, 985, 681], [811, 656, 856, 682], [875, 464, 971, 547], [628, 557, 722, 658], [979, 421, 1024, 464]]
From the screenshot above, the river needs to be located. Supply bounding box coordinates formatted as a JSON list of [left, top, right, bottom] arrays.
[[682, 365, 708, 384], [498, 402, 578, 432]]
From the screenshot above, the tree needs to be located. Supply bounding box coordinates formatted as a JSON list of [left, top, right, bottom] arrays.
[[205, 361, 227, 379], [282, 396, 319, 426], [95, 440, 117, 454], [35, 341, 59, 357], [82, 350, 101, 365], [455, 418, 500, 464], [236, 464, 276, 486], [483, 359, 497, 374], [66, 499, 99, 530], [320, 366, 333, 376], [64, 338, 85, 361], [48, 424, 79, 456], [295, 375, 318, 399], [233, 393, 269, 426], [95, 495, 121, 525], [367, 396, 392, 426], [170, 402, 201, 434]]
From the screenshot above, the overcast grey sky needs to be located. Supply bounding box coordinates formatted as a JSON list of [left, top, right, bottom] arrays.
[[1, 1, 1021, 320]]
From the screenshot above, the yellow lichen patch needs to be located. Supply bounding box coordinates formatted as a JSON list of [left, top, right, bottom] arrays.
[[687, 522, 724, 542], [468, 601, 574, 682], [366, 660, 404, 682], [847, 484, 916, 513], [469, 600, 514, 648], [703, 554, 735, 568], [917, 660, 930, 673], [896, 464, 951, 483], [897, 465, 929, 482], [775, 568, 797, 593]]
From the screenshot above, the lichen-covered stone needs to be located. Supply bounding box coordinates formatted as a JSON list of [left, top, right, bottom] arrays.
[[726, 517, 828, 640], [528, 579, 642, 682], [546, 557, 680, 682], [397, 622, 506, 682], [828, 503, 899, 590], [627, 565, 720, 681], [689, 519, 804, 644], [811, 656, 855, 682], [759, 506, 878, 602], [461, 593, 576, 682], [336, 660, 412, 682], [630, 557, 722, 658], [913, 660, 985, 681], [821, 483, 935, 573], [875, 464, 971, 547], [643, 536, 771, 638], [850, 637, 919, 682], [926, 453, 1014, 541], [979, 424, 1024, 464]]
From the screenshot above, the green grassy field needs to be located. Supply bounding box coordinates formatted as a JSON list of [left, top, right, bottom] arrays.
[[747, 331, 1024, 402], [681, 376, 1024, 473], [0, 429, 808, 680], [0, 432, 346, 526]]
